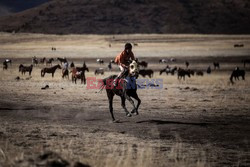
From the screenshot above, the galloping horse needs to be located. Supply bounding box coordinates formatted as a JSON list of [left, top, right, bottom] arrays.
[[19, 64, 33, 76], [99, 60, 141, 122], [41, 64, 61, 77]]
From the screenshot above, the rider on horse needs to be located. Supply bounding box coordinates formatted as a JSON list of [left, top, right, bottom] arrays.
[[113, 43, 136, 86]]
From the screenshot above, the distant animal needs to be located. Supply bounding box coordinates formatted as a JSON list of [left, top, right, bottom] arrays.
[[62, 69, 69, 79], [41, 64, 61, 77], [4, 59, 12, 66], [185, 61, 189, 68], [213, 62, 220, 69], [133, 43, 138, 46], [159, 59, 167, 63], [99, 60, 140, 122], [110, 59, 116, 64], [73, 62, 89, 84], [3, 61, 8, 70], [170, 58, 176, 62], [242, 59, 250, 68], [196, 71, 204, 76], [46, 58, 54, 66], [139, 69, 154, 78], [95, 68, 105, 75], [230, 67, 245, 84], [19, 64, 33, 76], [159, 66, 177, 75], [32, 57, 38, 66], [40, 57, 46, 64], [71, 68, 85, 84], [177, 68, 191, 80], [108, 62, 112, 70], [207, 66, 211, 74], [234, 44, 244, 48], [138, 61, 148, 68], [97, 59, 104, 64], [52, 47, 56, 51], [70, 62, 75, 68], [57, 57, 67, 64]]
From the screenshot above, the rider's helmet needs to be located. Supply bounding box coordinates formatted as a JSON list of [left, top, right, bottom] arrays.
[[125, 43, 132, 50]]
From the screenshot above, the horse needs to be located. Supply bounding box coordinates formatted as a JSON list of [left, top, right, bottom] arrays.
[[177, 68, 191, 80], [207, 66, 211, 74], [159, 59, 167, 63], [72, 62, 89, 84], [57, 57, 67, 64], [230, 67, 245, 84], [99, 60, 141, 122], [46, 58, 54, 66], [234, 44, 244, 48], [213, 62, 220, 69], [32, 57, 38, 66], [62, 69, 69, 79], [138, 60, 148, 68], [159, 66, 177, 75], [3, 61, 8, 70], [97, 59, 104, 65], [4, 59, 12, 66], [40, 57, 46, 64], [71, 68, 86, 84], [95, 68, 105, 75], [185, 61, 189, 68], [108, 62, 112, 70], [19, 64, 33, 76], [242, 59, 250, 68], [196, 71, 204, 76], [70, 62, 75, 68], [139, 69, 154, 78], [41, 64, 61, 77]]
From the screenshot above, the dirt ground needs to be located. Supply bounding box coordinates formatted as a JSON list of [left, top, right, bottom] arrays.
[[0, 33, 250, 167]]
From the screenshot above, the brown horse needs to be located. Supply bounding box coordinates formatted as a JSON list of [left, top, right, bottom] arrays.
[[19, 64, 33, 76], [99, 60, 141, 122], [41, 64, 61, 77], [46, 58, 54, 66], [71, 62, 89, 84]]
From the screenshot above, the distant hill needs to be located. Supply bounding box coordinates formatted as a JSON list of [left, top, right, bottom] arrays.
[[0, 0, 50, 16], [0, 0, 250, 34]]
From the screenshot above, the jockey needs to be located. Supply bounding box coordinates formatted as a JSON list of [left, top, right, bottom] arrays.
[[113, 43, 135, 86]]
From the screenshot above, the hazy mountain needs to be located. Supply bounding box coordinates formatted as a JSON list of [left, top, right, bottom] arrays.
[[0, 0, 250, 34], [0, 0, 50, 15]]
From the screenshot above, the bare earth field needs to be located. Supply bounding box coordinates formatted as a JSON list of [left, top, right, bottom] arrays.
[[0, 33, 250, 167]]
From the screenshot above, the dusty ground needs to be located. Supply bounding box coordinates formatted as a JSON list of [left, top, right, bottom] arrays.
[[0, 33, 250, 167]]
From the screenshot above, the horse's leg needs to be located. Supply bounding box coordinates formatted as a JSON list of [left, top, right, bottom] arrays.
[[130, 92, 141, 115], [120, 96, 132, 117], [107, 91, 116, 122], [124, 93, 136, 115], [52, 72, 54, 78]]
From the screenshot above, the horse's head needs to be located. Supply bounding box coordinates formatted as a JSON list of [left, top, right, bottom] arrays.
[[129, 60, 139, 77], [57, 64, 62, 69]]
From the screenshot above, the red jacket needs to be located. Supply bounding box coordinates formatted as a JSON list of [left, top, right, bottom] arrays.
[[115, 50, 135, 65]]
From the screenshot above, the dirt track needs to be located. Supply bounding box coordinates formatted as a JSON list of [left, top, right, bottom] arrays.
[[0, 34, 250, 167]]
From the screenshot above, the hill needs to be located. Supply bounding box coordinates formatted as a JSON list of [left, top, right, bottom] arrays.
[[0, 0, 250, 34]]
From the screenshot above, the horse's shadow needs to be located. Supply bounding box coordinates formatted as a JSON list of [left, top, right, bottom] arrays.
[[136, 119, 214, 126]]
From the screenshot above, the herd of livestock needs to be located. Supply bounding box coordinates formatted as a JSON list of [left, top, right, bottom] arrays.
[[2, 56, 250, 84]]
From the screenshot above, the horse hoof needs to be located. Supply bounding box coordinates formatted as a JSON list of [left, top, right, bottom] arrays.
[[131, 109, 138, 115], [112, 119, 120, 123], [126, 113, 132, 117]]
